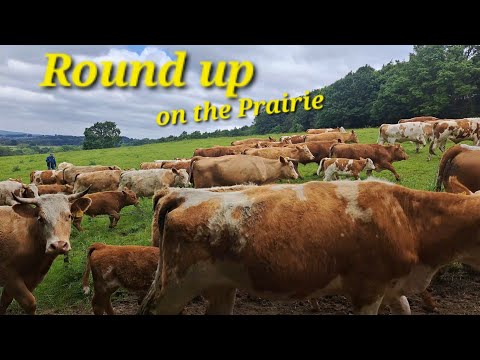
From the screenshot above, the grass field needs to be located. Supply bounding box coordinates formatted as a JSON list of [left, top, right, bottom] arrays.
[[0, 128, 451, 314]]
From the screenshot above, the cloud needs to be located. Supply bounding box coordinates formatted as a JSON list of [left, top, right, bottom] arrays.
[[0, 45, 413, 138]]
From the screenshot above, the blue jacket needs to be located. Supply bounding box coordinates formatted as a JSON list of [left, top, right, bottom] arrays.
[[46, 155, 57, 167]]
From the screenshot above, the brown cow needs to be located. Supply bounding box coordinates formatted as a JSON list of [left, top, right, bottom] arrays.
[[72, 189, 139, 231], [244, 144, 315, 165], [288, 140, 342, 164], [0, 189, 91, 314], [329, 143, 408, 181], [161, 160, 191, 174], [189, 155, 298, 188], [140, 162, 164, 170], [82, 243, 159, 315], [306, 130, 358, 143], [30, 170, 62, 185], [231, 137, 276, 146], [317, 157, 375, 181], [306, 127, 344, 134], [193, 145, 253, 157], [61, 165, 122, 185], [398, 116, 438, 124], [435, 144, 480, 192], [73, 170, 123, 194], [36, 184, 74, 195], [280, 135, 305, 144], [139, 180, 480, 315], [256, 141, 289, 148]]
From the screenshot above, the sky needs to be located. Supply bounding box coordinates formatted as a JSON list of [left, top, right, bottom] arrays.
[[0, 45, 413, 139]]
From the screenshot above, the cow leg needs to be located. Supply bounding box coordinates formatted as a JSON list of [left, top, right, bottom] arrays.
[[203, 287, 237, 315], [108, 212, 120, 228], [380, 162, 401, 181], [73, 217, 84, 232], [366, 169, 373, 177], [384, 295, 411, 315], [415, 143, 420, 153], [0, 289, 14, 315], [351, 296, 384, 315], [6, 278, 36, 315]]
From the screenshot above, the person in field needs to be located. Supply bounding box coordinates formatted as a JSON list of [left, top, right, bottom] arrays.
[[46, 153, 57, 170]]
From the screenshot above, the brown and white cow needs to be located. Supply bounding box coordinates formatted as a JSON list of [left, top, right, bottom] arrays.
[[61, 165, 122, 185], [72, 189, 139, 231], [428, 119, 480, 160], [139, 180, 480, 315], [435, 144, 480, 192], [0, 189, 91, 314], [306, 127, 346, 134], [189, 155, 298, 188], [317, 157, 375, 181], [82, 243, 160, 315], [244, 145, 315, 165], [36, 184, 74, 196], [0, 181, 38, 206], [329, 143, 408, 181], [378, 122, 433, 153], [73, 170, 123, 194], [231, 137, 276, 146], [306, 130, 358, 143], [398, 116, 438, 124], [30, 170, 63, 185], [280, 135, 306, 144], [118, 168, 189, 197]]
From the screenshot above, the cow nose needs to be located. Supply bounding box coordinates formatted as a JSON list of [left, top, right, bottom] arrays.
[[48, 241, 70, 254]]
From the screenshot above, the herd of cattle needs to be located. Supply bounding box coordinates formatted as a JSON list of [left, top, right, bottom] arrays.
[[1, 115, 480, 315]]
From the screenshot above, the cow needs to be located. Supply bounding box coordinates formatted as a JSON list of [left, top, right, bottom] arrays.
[[428, 119, 480, 161], [140, 162, 164, 170], [0, 181, 38, 206], [81, 243, 160, 315], [434, 144, 480, 193], [139, 180, 480, 316], [256, 141, 290, 148], [231, 137, 276, 146], [306, 130, 358, 143], [244, 145, 315, 165], [378, 122, 434, 153], [73, 170, 123, 194], [188, 155, 298, 188], [30, 170, 62, 185], [398, 116, 438, 124], [317, 157, 375, 181], [329, 143, 408, 181], [288, 140, 342, 166], [118, 168, 189, 197], [280, 135, 306, 144], [193, 145, 252, 157], [61, 165, 122, 185], [36, 184, 74, 196], [161, 160, 191, 174], [306, 127, 346, 134], [58, 162, 73, 170], [72, 189, 139, 231], [0, 189, 91, 314]]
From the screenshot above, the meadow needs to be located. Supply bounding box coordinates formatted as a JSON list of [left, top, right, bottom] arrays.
[[0, 128, 447, 314]]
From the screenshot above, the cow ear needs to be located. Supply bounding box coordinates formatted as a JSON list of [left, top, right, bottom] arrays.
[[171, 168, 179, 175], [13, 204, 39, 218], [279, 156, 288, 164], [71, 198, 92, 217]]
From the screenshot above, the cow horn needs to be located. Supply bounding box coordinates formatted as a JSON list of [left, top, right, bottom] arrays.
[[67, 185, 91, 201], [11, 192, 39, 205]]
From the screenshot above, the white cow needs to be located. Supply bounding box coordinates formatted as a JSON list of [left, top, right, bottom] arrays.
[[118, 169, 189, 197], [378, 122, 433, 153]]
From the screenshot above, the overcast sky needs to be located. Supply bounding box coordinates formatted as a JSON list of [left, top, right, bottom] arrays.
[[0, 45, 413, 139]]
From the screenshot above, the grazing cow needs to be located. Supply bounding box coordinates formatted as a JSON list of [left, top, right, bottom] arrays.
[[189, 155, 298, 188], [330, 143, 408, 181], [231, 137, 276, 146], [30, 170, 63, 185], [306, 130, 358, 143], [193, 145, 252, 157], [280, 135, 305, 144], [161, 160, 191, 174], [81, 243, 160, 315], [0, 189, 91, 315], [435, 144, 480, 192], [428, 119, 480, 160], [244, 144, 315, 165], [72, 189, 139, 231], [306, 127, 346, 134], [378, 122, 434, 153], [36, 184, 74, 195], [398, 116, 438, 124], [118, 168, 189, 197], [0, 181, 38, 206], [73, 170, 123, 194], [140, 162, 164, 170], [290, 140, 342, 165], [317, 157, 375, 181], [61, 165, 122, 185], [139, 180, 480, 316]]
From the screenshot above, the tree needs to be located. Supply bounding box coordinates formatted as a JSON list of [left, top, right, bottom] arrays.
[[83, 121, 121, 150]]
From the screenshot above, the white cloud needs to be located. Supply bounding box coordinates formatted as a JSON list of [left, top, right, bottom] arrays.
[[0, 45, 413, 138]]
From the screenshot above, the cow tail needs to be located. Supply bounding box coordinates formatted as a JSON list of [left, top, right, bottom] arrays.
[[377, 125, 384, 144], [329, 143, 340, 157], [317, 158, 326, 176], [429, 122, 440, 156], [82, 243, 107, 295], [188, 156, 202, 187], [435, 145, 465, 192]]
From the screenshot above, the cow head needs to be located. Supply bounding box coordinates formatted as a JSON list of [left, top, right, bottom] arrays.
[[346, 130, 359, 143], [279, 156, 299, 180], [22, 183, 39, 198], [391, 144, 409, 161], [171, 168, 190, 188], [363, 158, 376, 171], [122, 189, 140, 207], [295, 145, 315, 162], [11, 187, 92, 255]]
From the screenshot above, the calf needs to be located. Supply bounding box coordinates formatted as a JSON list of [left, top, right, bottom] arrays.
[[82, 243, 160, 315], [72, 189, 139, 231], [36, 184, 74, 195], [317, 157, 375, 181]]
